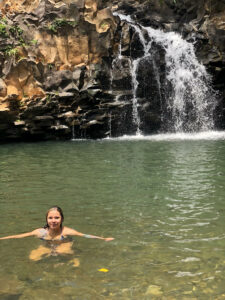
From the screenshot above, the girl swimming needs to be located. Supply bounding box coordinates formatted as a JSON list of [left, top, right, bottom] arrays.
[[0, 206, 114, 262]]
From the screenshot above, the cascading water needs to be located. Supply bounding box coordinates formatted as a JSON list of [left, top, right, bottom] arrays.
[[113, 13, 216, 134], [146, 27, 216, 132]]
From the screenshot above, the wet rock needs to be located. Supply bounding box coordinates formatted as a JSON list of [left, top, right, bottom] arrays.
[[63, 82, 79, 93], [0, 78, 7, 97], [58, 92, 74, 98], [51, 124, 69, 131], [57, 111, 76, 119], [81, 119, 103, 128], [33, 115, 54, 121], [45, 71, 73, 91], [14, 120, 25, 126]]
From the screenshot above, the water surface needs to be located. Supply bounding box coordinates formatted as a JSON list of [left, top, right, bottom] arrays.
[[0, 133, 225, 299]]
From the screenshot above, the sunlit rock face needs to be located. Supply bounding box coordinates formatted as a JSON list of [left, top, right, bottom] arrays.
[[0, 0, 120, 141], [0, 0, 224, 142]]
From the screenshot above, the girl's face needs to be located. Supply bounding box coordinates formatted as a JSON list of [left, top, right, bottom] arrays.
[[47, 210, 62, 230]]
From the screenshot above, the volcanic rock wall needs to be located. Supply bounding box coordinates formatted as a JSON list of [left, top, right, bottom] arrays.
[[0, 0, 122, 141], [0, 0, 225, 141]]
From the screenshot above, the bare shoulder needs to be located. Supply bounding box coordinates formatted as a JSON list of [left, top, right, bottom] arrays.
[[31, 228, 44, 237], [62, 226, 81, 236]]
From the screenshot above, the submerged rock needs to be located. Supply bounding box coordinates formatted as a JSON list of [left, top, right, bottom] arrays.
[[145, 284, 163, 296], [0, 275, 24, 295]]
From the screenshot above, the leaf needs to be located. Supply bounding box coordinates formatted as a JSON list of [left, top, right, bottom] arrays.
[[98, 268, 109, 273]]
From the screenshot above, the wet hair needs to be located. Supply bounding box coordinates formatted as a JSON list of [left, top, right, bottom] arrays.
[[44, 206, 64, 229]]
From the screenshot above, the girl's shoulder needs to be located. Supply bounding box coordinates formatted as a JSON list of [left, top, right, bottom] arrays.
[[33, 228, 47, 238], [62, 226, 78, 235]]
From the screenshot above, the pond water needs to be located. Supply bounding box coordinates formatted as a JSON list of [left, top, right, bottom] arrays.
[[0, 132, 225, 299]]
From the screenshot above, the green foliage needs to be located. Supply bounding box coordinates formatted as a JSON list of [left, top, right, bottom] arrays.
[[48, 18, 77, 33], [0, 21, 28, 51], [30, 39, 38, 45], [0, 17, 8, 37], [0, 21, 29, 57], [1, 17, 8, 25], [46, 94, 53, 103], [5, 47, 19, 57], [9, 25, 23, 36], [48, 63, 54, 70], [0, 23, 8, 37], [99, 21, 109, 30], [8, 25, 26, 47], [2, 45, 20, 57]]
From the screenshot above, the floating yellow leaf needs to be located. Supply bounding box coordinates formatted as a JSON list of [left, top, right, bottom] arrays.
[[98, 268, 109, 273]]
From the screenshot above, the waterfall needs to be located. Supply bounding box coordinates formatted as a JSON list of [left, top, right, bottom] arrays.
[[113, 13, 216, 134], [146, 27, 215, 132]]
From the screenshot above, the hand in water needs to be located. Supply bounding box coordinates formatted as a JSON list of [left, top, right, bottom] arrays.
[[104, 237, 114, 242]]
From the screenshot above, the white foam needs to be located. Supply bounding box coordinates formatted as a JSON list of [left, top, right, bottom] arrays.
[[103, 131, 225, 141]]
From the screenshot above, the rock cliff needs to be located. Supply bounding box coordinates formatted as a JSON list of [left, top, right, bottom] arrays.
[[0, 0, 119, 141], [0, 0, 224, 141]]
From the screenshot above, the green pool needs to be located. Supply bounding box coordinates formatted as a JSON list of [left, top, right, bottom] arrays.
[[0, 133, 225, 299]]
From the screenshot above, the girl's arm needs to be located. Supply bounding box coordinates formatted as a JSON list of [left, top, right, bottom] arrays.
[[0, 229, 40, 240], [64, 227, 114, 241]]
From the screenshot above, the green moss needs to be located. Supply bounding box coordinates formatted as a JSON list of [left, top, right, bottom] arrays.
[[9, 25, 23, 36], [9, 25, 25, 45], [6, 47, 19, 56], [30, 39, 38, 45], [1, 17, 8, 25], [2, 45, 19, 57], [0, 23, 8, 38], [99, 21, 109, 30], [48, 18, 77, 33]]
